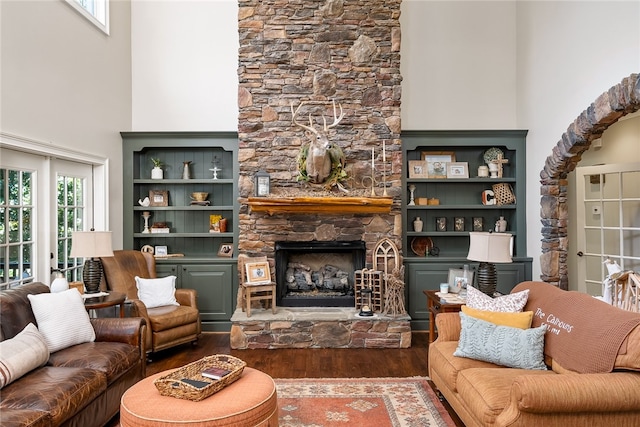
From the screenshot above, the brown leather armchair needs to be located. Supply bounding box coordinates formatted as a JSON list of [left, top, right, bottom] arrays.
[[100, 250, 201, 355]]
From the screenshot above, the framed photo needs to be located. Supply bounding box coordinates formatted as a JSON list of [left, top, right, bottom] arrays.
[[454, 217, 465, 232], [154, 245, 168, 257], [421, 151, 456, 163], [217, 243, 234, 257], [448, 268, 474, 293], [447, 162, 469, 179], [149, 190, 169, 207], [427, 161, 447, 179], [408, 160, 428, 178], [473, 217, 484, 231], [435, 217, 447, 232], [245, 261, 272, 285]]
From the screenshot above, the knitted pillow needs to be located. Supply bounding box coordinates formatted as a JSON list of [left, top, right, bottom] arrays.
[[454, 312, 547, 370], [466, 285, 529, 312]]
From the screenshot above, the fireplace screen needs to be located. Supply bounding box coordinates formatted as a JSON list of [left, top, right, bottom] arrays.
[[275, 241, 366, 307]]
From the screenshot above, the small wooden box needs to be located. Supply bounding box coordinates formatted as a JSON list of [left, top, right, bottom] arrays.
[[69, 281, 84, 294]]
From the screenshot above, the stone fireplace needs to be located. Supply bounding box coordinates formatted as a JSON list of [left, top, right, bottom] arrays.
[[231, 0, 408, 349]]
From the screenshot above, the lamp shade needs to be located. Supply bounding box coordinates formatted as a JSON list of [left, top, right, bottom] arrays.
[[467, 232, 512, 263], [69, 231, 114, 258]]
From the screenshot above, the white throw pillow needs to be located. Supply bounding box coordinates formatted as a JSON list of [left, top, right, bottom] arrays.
[[135, 276, 179, 309], [466, 285, 529, 312], [27, 288, 95, 353], [0, 323, 50, 388]]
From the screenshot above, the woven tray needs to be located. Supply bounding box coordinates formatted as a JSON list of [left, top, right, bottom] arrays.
[[154, 355, 246, 401]]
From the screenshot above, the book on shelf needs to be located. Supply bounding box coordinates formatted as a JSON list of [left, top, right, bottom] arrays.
[[201, 366, 232, 380], [150, 228, 170, 234]]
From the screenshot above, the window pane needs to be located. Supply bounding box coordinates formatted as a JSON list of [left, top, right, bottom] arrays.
[[8, 170, 18, 205], [622, 200, 640, 228], [583, 175, 601, 199], [0, 169, 5, 204], [23, 208, 32, 241], [602, 173, 620, 199], [57, 176, 65, 206], [602, 201, 620, 227], [622, 230, 640, 256], [585, 255, 604, 282], [585, 228, 602, 253], [622, 171, 640, 198], [75, 177, 83, 206], [603, 229, 620, 256], [8, 208, 19, 243], [22, 172, 32, 205], [584, 201, 602, 227], [0, 208, 4, 244], [22, 243, 32, 280]]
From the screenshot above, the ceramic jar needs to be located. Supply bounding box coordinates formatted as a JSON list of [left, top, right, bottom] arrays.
[[413, 217, 423, 232], [495, 216, 507, 232]]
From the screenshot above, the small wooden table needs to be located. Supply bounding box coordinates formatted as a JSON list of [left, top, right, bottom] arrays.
[[83, 291, 126, 318], [424, 290, 464, 344]]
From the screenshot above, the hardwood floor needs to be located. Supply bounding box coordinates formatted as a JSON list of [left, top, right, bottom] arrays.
[[108, 331, 464, 426]]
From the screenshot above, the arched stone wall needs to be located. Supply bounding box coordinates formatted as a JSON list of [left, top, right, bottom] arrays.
[[540, 74, 640, 290]]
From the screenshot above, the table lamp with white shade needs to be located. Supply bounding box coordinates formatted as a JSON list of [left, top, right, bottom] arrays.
[[69, 231, 114, 293], [467, 231, 513, 296]]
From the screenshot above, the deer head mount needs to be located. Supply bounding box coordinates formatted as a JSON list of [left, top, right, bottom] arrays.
[[291, 99, 347, 189]]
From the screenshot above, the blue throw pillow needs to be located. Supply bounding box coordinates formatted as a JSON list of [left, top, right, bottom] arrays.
[[454, 312, 548, 370]]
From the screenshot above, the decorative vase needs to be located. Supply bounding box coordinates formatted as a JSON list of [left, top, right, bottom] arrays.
[[413, 217, 423, 232], [50, 270, 69, 293], [182, 161, 192, 179], [151, 166, 163, 180], [495, 216, 507, 232]]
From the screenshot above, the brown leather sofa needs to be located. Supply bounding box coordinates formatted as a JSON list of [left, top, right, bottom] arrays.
[[101, 250, 201, 355], [428, 281, 640, 427], [0, 283, 146, 427]]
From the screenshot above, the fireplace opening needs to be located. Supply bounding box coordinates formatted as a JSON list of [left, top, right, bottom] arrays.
[[275, 241, 366, 307]]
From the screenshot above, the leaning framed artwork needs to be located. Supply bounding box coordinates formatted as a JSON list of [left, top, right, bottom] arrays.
[[408, 160, 428, 178], [448, 268, 473, 293], [421, 151, 456, 164], [217, 243, 234, 257], [149, 190, 169, 207], [447, 162, 469, 179], [245, 261, 272, 285]]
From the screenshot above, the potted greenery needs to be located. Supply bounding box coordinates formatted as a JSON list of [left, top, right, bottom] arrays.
[[151, 158, 163, 179]]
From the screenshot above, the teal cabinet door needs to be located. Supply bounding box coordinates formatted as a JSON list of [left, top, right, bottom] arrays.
[[407, 262, 460, 325], [180, 264, 234, 321], [155, 263, 178, 280]]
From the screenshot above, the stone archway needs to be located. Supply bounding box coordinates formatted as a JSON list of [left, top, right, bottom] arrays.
[[540, 74, 640, 290]]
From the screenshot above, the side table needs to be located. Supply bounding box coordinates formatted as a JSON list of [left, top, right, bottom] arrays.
[[424, 290, 464, 344], [83, 291, 127, 318]]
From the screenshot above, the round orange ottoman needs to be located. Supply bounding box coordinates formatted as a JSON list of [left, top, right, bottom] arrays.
[[120, 367, 278, 427]]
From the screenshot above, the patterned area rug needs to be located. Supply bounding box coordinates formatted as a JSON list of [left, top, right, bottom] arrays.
[[275, 377, 455, 427]]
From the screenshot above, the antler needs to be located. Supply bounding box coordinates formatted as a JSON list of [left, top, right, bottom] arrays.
[[323, 99, 345, 131], [291, 102, 319, 136]]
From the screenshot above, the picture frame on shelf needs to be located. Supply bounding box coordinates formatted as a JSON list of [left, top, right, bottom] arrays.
[[245, 261, 272, 285], [217, 243, 234, 257], [448, 268, 473, 293], [473, 217, 484, 231], [154, 245, 168, 257], [149, 190, 169, 207], [454, 217, 465, 232], [436, 217, 447, 232], [427, 161, 447, 179], [447, 162, 469, 179], [421, 151, 456, 163], [408, 160, 428, 178]]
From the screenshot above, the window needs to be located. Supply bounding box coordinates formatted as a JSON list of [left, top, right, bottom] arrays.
[[56, 174, 86, 282], [65, 0, 110, 35], [0, 168, 35, 288]]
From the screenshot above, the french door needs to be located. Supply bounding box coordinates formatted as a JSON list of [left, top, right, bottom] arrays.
[[575, 163, 640, 295], [0, 146, 96, 288]]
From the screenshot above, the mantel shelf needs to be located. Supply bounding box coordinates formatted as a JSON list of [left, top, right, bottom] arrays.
[[246, 196, 393, 215]]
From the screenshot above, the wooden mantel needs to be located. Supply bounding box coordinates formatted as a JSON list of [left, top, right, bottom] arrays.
[[246, 196, 393, 215]]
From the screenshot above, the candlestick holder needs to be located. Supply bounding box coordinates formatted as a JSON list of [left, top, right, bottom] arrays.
[[142, 211, 151, 234], [408, 184, 416, 205]]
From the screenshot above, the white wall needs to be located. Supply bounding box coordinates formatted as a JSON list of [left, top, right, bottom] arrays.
[[131, 0, 239, 131], [0, 0, 132, 249], [516, 1, 640, 284], [400, 1, 517, 129]]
